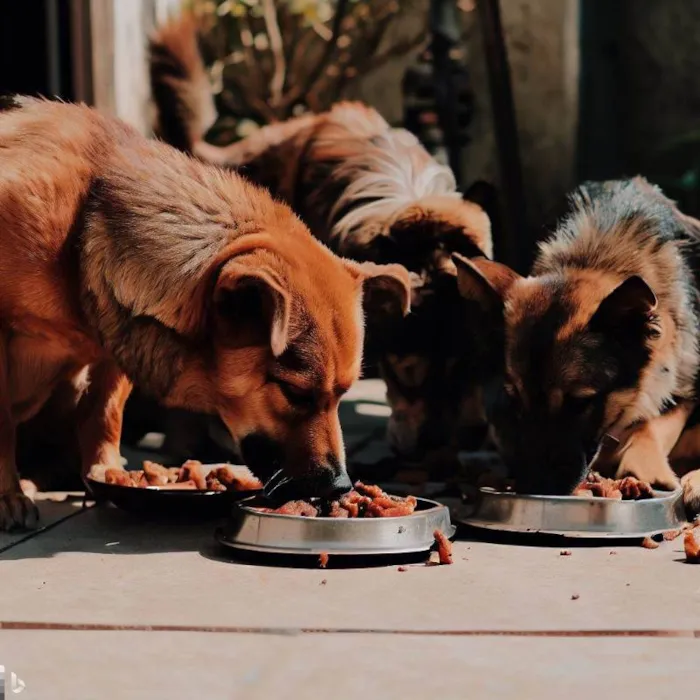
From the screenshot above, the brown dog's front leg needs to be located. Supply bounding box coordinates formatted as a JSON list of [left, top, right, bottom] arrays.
[[76, 361, 133, 481], [0, 333, 38, 530], [613, 401, 695, 491]]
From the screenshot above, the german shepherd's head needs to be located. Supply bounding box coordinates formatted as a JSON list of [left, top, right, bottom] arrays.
[[452, 179, 696, 494]]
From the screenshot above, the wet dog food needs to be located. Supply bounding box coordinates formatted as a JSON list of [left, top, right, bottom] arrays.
[[91, 460, 263, 492], [259, 481, 418, 518]]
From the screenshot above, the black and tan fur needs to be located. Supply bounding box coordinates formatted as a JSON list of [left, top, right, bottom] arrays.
[[149, 13, 494, 459], [454, 177, 700, 512]]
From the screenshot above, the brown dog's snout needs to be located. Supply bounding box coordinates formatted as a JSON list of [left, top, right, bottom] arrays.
[[241, 431, 351, 500], [264, 454, 351, 501]]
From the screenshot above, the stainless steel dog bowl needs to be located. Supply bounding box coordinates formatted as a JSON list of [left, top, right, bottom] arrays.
[[217, 497, 455, 555], [456, 487, 684, 538]]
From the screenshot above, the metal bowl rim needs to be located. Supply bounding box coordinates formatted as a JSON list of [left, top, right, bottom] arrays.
[[477, 487, 682, 503]]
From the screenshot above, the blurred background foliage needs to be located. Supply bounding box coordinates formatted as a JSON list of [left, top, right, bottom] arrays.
[[188, 0, 434, 142]]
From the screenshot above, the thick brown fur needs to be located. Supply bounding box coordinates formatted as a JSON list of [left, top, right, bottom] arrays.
[[454, 177, 700, 511], [0, 96, 410, 530], [149, 13, 493, 458]]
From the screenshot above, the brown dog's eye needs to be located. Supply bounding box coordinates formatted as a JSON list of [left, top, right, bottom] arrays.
[[274, 380, 316, 409]]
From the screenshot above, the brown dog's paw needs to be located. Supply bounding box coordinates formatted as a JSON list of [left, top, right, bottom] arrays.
[[0, 492, 39, 531], [681, 470, 700, 519]]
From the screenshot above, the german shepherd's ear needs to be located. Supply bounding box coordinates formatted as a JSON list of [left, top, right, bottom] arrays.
[[452, 253, 520, 312], [588, 275, 658, 336], [214, 258, 291, 356], [353, 261, 412, 321]]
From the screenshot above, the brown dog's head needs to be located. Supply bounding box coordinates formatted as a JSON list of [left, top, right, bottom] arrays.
[[453, 254, 664, 494], [359, 185, 494, 458], [168, 239, 410, 500]]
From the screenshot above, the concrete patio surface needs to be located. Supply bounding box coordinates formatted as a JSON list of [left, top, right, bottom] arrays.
[[1, 379, 699, 699]]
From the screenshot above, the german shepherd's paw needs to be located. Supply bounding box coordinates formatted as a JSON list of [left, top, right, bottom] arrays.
[[681, 470, 700, 519], [0, 492, 39, 531], [615, 441, 680, 493]]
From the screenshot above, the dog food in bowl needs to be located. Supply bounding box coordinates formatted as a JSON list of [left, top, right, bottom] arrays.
[[89, 460, 263, 492], [258, 481, 418, 518]]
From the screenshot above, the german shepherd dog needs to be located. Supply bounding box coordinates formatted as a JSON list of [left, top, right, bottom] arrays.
[[149, 14, 493, 460], [454, 177, 700, 512], [0, 96, 410, 530]]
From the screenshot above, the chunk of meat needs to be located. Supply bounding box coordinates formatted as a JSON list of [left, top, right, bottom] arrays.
[[212, 466, 262, 492], [204, 476, 227, 492], [433, 529, 453, 565], [178, 460, 208, 490], [105, 469, 136, 487], [268, 500, 319, 517], [143, 461, 171, 486], [684, 529, 700, 563]]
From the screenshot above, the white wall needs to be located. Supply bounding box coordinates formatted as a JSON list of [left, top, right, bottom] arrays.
[[89, 0, 181, 134]]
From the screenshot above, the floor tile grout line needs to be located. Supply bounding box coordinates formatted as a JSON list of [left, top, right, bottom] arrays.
[[0, 504, 93, 556], [0, 622, 698, 638]]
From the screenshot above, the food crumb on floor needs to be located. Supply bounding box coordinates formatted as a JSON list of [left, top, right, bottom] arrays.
[[571, 594, 580, 600], [397, 566, 408, 572], [433, 529, 453, 565], [641, 536, 660, 549], [609, 551, 617, 555], [320, 579, 327, 585], [684, 529, 700, 563], [560, 550, 572, 556]]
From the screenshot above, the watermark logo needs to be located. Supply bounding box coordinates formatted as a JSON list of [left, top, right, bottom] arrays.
[[0, 666, 26, 696]]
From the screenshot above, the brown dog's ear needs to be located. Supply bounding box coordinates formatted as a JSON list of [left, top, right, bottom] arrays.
[[354, 261, 412, 320], [452, 254, 520, 311], [589, 275, 658, 333], [214, 258, 291, 356]]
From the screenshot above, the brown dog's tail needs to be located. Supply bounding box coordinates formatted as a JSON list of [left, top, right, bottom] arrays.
[[149, 12, 217, 153]]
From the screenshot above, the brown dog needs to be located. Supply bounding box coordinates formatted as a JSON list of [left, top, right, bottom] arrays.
[[0, 96, 410, 530], [149, 14, 493, 459], [454, 177, 700, 512]]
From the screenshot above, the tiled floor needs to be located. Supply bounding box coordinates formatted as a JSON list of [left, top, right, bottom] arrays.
[[1, 379, 699, 699]]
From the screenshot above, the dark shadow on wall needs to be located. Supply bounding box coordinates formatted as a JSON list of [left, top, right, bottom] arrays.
[[576, 0, 624, 183], [0, 0, 74, 99]]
